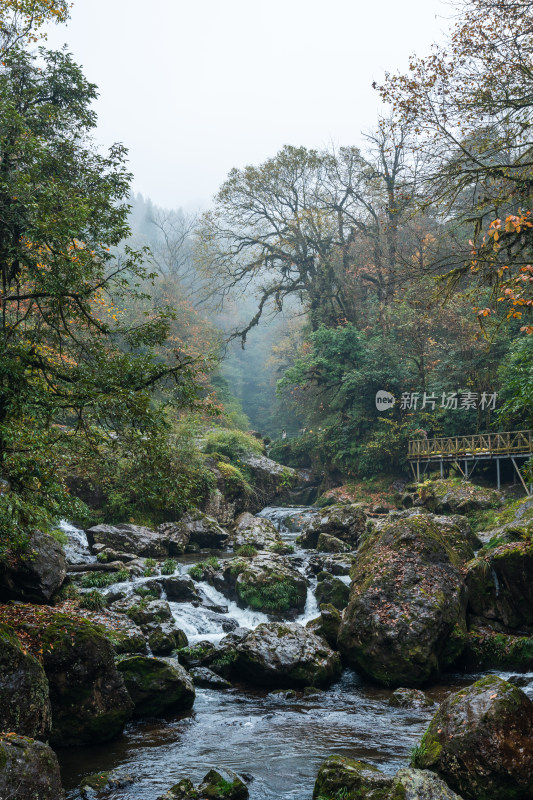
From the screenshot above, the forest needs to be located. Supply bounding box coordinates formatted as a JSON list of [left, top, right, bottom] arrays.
[[0, 1, 533, 799]]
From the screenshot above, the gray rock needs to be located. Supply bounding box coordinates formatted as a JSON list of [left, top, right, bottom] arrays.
[[86, 523, 167, 558], [0, 530, 66, 602], [230, 512, 281, 550], [0, 735, 65, 799], [117, 656, 195, 717], [0, 623, 51, 739], [235, 622, 341, 688], [162, 575, 199, 602], [189, 666, 232, 689], [298, 504, 366, 549]]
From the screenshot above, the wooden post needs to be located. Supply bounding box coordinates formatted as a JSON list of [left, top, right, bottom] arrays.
[[417, 461, 420, 482], [496, 458, 500, 490], [511, 456, 530, 496], [464, 460, 468, 479], [440, 460, 443, 478]]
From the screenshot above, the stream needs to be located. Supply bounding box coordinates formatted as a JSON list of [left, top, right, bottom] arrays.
[[58, 508, 533, 799]]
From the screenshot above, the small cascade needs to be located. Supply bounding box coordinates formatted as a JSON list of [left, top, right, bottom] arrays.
[[491, 568, 501, 597], [59, 520, 96, 565]]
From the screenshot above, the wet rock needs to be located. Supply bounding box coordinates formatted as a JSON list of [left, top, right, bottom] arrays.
[[0, 530, 66, 603], [235, 622, 341, 688], [240, 453, 298, 507], [316, 533, 350, 553], [189, 667, 232, 689], [230, 512, 281, 550], [338, 515, 468, 686], [308, 553, 356, 576], [312, 755, 393, 799], [412, 675, 533, 799], [86, 523, 167, 558], [0, 734, 65, 800], [163, 575, 199, 602], [415, 479, 504, 515], [298, 503, 366, 549], [40, 613, 133, 746], [80, 770, 134, 798], [466, 539, 533, 632], [148, 625, 188, 656], [389, 688, 436, 710], [0, 623, 51, 739], [110, 628, 147, 655], [306, 603, 341, 649], [126, 599, 173, 627], [157, 521, 190, 555], [117, 656, 195, 717], [198, 768, 249, 799], [221, 552, 307, 616], [393, 768, 463, 799], [167, 510, 229, 550], [177, 640, 218, 668], [157, 778, 197, 799], [270, 688, 298, 700], [315, 572, 350, 610], [461, 627, 533, 671]]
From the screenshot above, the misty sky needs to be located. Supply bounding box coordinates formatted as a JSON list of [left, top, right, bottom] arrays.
[[46, 0, 447, 209]]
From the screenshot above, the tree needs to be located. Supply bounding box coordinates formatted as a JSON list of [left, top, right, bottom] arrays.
[[198, 133, 420, 341], [0, 0, 70, 52], [0, 43, 209, 551], [379, 0, 533, 328]]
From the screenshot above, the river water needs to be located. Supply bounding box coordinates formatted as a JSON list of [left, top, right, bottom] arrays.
[[57, 509, 533, 799]]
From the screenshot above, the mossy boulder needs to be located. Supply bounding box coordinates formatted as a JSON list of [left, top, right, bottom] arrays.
[[312, 755, 393, 800], [392, 768, 463, 799], [234, 622, 341, 688], [465, 537, 533, 631], [306, 603, 341, 649], [461, 627, 533, 671], [337, 515, 468, 686], [198, 769, 249, 799], [412, 675, 533, 799], [298, 504, 366, 549], [0, 623, 51, 739], [39, 613, 133, 746], [148, 625, 188, 656], [126, 599, 173, 627], [0, 530, 66, 603], [416, 479, 503, 515], [117, 655, 195, 717], [162, 575, 199, 602], [221, 553, 307, 616], [230, 513, 281, 550], [315, 572, 350, 610], [316, 533, 350, 553], [389, 688, 435, 710], [0, 734, 65, 800]]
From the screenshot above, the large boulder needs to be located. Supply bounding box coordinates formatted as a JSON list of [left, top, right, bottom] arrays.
[[230, 513, 281, 550], [0, 735, 65, 800], [298, 504, 366, 549], [0, 623, 51, 739], [162, 575, 199, 602], [338, 515, 468, 686], [461, 627, 533, 671], [220, 553, 307, 616], [168, 510, 229, 550], [117, 656, 195, 717], [392, 768, 464, 799], [0, 530, 66, 602], [315, 572, 350, 610], [240, 453, 298, 508], [234, 622, 341, 688], [306, 603, 342, 649], [86, 523, 167, 558], [466, 538, 533, 632], [415, 479, 503, 515], [312, 755, 393, 800], [39, 613, 134, 746], [412, 675, 533, 799]]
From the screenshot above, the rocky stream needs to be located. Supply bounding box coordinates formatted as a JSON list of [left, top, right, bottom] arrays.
[[52, 502, 533, 800]]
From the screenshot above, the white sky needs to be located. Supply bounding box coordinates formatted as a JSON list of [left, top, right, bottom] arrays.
[[46, 0, 448, 209]]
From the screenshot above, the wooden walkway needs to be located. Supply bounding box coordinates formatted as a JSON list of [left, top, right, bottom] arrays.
[[408, 430, 533, 495]]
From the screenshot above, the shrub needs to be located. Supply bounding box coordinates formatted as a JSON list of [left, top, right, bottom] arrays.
[[204, 429, 264, 461], [235, 545, 258, 557], [53, 582, 79, 603], [80, 569, 129, 588], [79, 589, 107, 611], [161, 558, 177, 575], [189, 564, 204, 581]]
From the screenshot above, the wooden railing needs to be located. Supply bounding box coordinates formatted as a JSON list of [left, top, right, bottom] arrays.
[[408, 430, 533, 459]]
